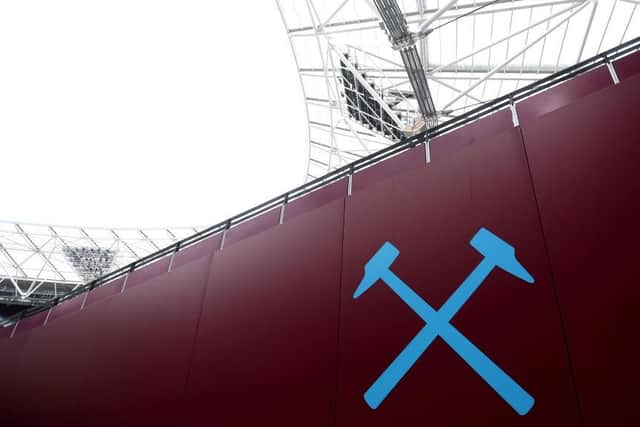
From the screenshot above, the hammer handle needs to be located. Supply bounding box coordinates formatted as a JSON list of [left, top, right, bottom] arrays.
[[440, 324, 535, 415], [364, 325, 439, 409]]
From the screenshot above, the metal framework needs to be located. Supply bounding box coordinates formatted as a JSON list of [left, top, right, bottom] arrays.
[[276, 0, 640, 180], [0, 222, 203, 307], [372, 0, 439, 127], [2, 35, 638, 329]]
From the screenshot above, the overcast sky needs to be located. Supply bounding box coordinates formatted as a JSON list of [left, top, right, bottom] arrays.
[[0, 1, 307, 228]]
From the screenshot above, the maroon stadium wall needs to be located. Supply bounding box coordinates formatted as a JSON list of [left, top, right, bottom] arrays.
[[1, 54, 639, 426]]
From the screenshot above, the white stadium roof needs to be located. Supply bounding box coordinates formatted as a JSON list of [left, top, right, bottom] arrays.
[[0, 221, 205, 306], [276, 0, 640, 179]]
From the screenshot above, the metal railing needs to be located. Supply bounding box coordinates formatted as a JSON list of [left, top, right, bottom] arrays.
[[2, 36, 639, 329]]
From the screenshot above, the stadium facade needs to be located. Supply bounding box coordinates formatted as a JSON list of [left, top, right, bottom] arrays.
[[1, 36, 639, 426]]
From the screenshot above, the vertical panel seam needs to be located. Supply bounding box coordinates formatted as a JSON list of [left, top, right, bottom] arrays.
[[177, 242, 221, 427], [518, 126, 586, 426], [332, 197, 347, 427]]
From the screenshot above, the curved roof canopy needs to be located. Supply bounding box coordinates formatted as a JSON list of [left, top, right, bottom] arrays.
[[0, 221, 203, 307], [276, 0, 640, 179]]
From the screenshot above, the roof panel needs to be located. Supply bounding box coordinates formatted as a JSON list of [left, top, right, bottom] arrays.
[[277, 0, 640, 180]]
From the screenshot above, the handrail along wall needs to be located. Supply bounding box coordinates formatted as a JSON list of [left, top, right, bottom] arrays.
[[2, 36, 638, 329]]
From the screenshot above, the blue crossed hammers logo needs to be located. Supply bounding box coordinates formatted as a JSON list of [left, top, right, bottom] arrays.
[[354, 227, 535, 415]]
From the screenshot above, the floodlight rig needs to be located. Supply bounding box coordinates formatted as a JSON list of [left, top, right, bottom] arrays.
[[371, 0, 441, 130]]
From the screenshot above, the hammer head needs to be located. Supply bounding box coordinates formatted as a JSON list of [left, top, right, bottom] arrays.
[[470, 228, 534, 283], [354, 242, 399, 299]]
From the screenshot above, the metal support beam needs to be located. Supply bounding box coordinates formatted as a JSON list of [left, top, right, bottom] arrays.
[[138, 230, 160, 251], [443, 0, 592, 110], [322, 0, 352, 27], [372, 0, 438, 125], [15, 224, 65, 281], [111, 230, 138, 259], [417, 0, 458, 37], [399, 46, 438, 126], [0, 242, 27, 279], [431, 1, 588, 74]]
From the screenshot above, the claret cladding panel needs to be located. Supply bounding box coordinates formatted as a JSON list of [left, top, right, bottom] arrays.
[[0, 53, 638, 426]]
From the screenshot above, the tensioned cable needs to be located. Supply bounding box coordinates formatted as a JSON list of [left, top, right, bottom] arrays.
[[428, 0, 501, 33]]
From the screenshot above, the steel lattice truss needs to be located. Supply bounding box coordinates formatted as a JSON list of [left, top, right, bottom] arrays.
[[0, 221, 204, 306], [276, 0, 640, 180]]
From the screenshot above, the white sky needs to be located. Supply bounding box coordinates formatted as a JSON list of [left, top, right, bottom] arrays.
[[0, 1, 307, 228]]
